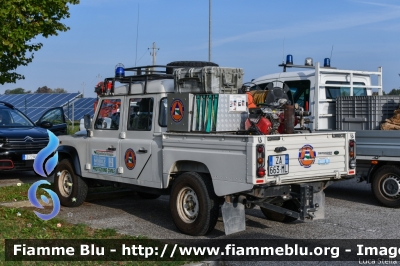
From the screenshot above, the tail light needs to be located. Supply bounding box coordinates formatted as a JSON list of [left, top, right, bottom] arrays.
[[349, 139, 356, 170], [256, 144, 265, 180]]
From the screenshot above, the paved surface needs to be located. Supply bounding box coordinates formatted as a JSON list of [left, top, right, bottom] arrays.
[[1, 172, 398, 265], [0, 171, 53, 187]]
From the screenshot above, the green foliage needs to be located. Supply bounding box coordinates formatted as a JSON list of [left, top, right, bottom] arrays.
[[35, 85, 68, 93], [4, 87, 31, 94], [53, 87, 68, 93], [35, 85, 52, 93], [0, 0, 80, 85], [387, 88, 400, 95]]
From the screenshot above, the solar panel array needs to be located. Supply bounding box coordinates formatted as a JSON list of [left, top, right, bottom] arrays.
[[0, 93, 96, 122], [64, 98, 97, 121]]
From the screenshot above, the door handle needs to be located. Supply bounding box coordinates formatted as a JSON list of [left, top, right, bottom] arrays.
[[138, 148, 147, 153], [107, 147, 116, 151]]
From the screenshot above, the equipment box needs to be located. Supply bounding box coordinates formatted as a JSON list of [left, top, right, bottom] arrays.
[[336, 96, 400, 130], [167, 93, 247, 132], [174, 67, 244, 94]]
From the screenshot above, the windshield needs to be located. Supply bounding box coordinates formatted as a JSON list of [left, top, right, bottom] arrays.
[[0, 109, 35, 127]]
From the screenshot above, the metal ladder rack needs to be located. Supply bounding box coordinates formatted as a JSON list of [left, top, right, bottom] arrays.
[[314, 62, 382, 130]]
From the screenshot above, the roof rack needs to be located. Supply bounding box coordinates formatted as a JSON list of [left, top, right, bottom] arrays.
[[99, 65, 186, 96]]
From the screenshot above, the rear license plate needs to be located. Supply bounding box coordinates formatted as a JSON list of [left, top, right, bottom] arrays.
[[268, 154, 289, 176], [22, 154, 37, 160]]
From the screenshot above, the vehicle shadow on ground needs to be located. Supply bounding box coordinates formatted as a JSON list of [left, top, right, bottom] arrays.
[[0, 171, 50, 187], [86, 192, 227, 239], [85, 191, 277, 239], [324, 179, 381, 207]]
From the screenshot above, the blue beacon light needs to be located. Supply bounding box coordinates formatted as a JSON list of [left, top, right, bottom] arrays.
[[286, 54, 293, 65], [115, 63, 125, 77], [324, 58, 331, 67]]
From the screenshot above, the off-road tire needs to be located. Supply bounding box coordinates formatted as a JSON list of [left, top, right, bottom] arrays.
[[170, 172, 219, 236], [137, 192, 161, 200], [166, 61, 219, 74], [372, 165, 400, 208], [53, 159, 88, 207], [260, 200, 299, 223]]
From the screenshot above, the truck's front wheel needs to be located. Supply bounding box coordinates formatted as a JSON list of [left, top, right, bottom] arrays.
[[170, 172, 219, 236], [53, 159, 88, 207], [372, 165, 400, 208]]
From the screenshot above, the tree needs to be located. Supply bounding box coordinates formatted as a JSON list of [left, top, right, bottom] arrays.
[[34, 86, 67, 93], [387, 88, 400, 95], [4, 88, 29, 94], [53, 88, 67, 93], [35, 86, 52, 93], [0, 0, 80, 85]]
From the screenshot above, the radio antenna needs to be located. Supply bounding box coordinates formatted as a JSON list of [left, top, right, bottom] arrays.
[[330, 45, 334, 61], [282, 36, 285, 63], [135, 4, 140, 66]]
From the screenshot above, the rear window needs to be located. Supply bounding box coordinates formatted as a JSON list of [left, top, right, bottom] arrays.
[[325, 81, 366, 99]]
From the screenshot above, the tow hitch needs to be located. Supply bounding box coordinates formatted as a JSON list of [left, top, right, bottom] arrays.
[[221, 183, 325, 235]]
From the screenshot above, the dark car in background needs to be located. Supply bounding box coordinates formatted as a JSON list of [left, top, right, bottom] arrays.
[[0, 101, 66, 171]]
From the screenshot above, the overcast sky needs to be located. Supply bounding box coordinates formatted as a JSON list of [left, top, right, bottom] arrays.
[[1, 0, 400, 98]]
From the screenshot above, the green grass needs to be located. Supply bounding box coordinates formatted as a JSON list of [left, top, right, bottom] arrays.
[[67, 122, 80, 135], [0, 184, 32, 203], [0, 185, 200, 265], [0, 183, 122, 203]]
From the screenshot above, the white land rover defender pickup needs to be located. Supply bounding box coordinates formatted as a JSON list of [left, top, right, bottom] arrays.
[[54, 61, 356, 236]]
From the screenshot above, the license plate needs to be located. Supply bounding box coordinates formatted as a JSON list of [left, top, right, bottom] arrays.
[[268, 154, 289, 176], [22, 154, 37, 160]]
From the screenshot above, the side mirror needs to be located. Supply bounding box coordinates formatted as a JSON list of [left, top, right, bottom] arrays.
[[39, 121, 53, 129], [83, 114, 91, 130]]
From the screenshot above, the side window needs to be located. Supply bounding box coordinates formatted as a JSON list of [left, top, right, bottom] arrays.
[[38, 108, 64, 125], [325, 81, 366, 99], [284, 80, 310, 110], [0, 111, 12, 126], [159, 98, 167, 127], [94, 99, 121, 130], [250, 83, 269, 91], [127, 98, 154, 131]]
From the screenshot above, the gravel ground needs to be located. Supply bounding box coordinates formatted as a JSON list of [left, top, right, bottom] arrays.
[[1, 172, 398, 265]]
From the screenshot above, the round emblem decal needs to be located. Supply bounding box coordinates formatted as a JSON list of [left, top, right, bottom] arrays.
[[124, 148, 136, 170], [170, 99, 184, 123], [298, 144, 316, 168]]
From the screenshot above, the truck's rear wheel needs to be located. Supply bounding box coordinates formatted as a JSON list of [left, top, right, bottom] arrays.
[[372, 165, 400, 208], [260, 200, 298, 223], [53, 159, 88, 207], [170, 172, 219, 236]]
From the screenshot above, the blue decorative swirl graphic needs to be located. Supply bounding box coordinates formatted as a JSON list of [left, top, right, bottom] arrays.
[[28, 180, 60, 221], [33, 130, 59, 177]]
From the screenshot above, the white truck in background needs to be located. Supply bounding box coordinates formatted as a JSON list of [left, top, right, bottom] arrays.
[[250, 55, 400, 208]]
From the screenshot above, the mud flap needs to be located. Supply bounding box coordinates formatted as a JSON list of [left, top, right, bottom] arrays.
[[221, 201, 246, 235], [312, 190, 325, 220]]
